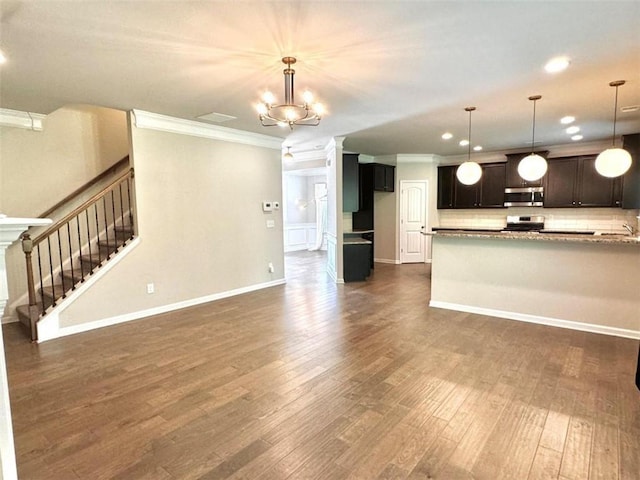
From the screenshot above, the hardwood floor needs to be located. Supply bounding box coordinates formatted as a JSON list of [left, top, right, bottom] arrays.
[[3, 251, 639, 479]]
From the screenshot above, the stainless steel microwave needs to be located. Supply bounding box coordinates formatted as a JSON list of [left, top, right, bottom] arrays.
[[504, 187, 543, 207]]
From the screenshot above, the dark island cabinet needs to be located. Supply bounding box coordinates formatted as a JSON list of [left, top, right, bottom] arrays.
[[544, 155, 620, 208], [505, 152, 548, 187], [342, 153, 359, 212], [373, 164, 395, 192], [438, 163, 506, 209]]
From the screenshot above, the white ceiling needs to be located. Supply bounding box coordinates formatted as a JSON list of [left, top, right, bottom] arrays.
[[1, 1, 639, 157]]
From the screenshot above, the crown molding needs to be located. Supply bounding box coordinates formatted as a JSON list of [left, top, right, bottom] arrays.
[[131, 110, 283, 150], [0, 108, 45, 131]]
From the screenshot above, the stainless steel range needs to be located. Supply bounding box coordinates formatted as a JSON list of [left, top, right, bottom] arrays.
[[502, 215, 545, 232]]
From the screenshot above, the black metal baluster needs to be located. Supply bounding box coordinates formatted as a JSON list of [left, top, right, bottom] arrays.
[[126, 176, 133, 236], [47, 237, 55, 308], [118, 181, 125, 246], [94, 202, 101, 264], [37, 244, 44, 315], [56, 229, 64, 302], [103, 196, 110, 259], [67, 221, 75, 288], [111, 189, 117, 250]]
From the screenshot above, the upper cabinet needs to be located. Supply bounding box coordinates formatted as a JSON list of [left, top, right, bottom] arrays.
[[342, 153, 359, 212], [437, 163, 506, 209], [437, 166, 456, 209], [621, 133, 640, 209], [505, 152, 548, 188], [372, 164, 395, 192], [544, 155, 621, 208]]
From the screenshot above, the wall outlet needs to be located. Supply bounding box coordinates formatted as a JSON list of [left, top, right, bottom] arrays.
[[146, 283, 155, 294], [268, 262, 274, 273]]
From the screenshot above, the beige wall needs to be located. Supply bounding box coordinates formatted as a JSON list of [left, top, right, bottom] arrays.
[[56, 121, 284, 328], [0, 105, 128, 217]]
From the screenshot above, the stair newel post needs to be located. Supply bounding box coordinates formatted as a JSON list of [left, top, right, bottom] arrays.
[[21, 233, 39, 342]]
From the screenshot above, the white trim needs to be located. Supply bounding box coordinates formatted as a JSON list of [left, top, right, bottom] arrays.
[[131, 110, 282, 150], [429, 300, 640, 340], [0, 108, 46, 131], [374, 258, 401, 265], [39, 273, 286, 343], [396, 154, 440, 164]]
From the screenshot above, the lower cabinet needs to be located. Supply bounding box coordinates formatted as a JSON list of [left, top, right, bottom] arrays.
[[343, 242, 372, 282]]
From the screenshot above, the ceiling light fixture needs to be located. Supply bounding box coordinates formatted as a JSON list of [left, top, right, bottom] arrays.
[[442, 132, 453, 140], [473, 145, 483, 151], [571, 135, 583, 141], [596, 80, 632, 178], [565, 126, 580, 134], [459, 139, 469, 147], [544, 56, 570, 73], [518, 95, 548, 182], [560, 116, 575, 124], [456, 107, 482, 186], [256, 57, 324, 129], [283, 146, 294, 162]]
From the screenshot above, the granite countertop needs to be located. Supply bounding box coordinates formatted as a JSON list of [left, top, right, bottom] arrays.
[[428, 230, 640, 245]]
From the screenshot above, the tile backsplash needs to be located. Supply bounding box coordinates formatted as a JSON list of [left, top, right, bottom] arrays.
[[437, 207, 640, 233]]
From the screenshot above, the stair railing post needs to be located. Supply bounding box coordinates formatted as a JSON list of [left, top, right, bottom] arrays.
[[21, 234, 39, 342]]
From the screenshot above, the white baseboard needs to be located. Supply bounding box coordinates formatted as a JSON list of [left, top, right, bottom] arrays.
[[429, 300, 640, 340], [374, 258, 401, 265], [39, 277, 286, 342]]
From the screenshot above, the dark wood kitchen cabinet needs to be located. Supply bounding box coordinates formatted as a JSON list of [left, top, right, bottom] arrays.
[[373, 163, 395, 192], [438, 163, 506, 209], [544, 155, 620, 208], [437, 166, 456, 209], [621, 133, 640, 209], [505, 152, 548, 187], [342, 153, 359, 212]]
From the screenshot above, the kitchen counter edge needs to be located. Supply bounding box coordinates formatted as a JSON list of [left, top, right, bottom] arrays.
[[427, 231, 640, 245]]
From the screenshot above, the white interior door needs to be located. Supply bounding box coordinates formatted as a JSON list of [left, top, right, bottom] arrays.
[[400, 180, 427, 263]]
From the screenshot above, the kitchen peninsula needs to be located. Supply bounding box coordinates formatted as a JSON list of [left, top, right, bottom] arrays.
[[429, 230, 640, 338]]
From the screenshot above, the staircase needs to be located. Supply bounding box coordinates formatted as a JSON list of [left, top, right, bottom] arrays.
[[15, 163, 135, 342]]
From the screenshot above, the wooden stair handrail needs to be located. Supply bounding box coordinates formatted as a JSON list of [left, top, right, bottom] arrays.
[[31, 168, 134, 246], [38, 155, 130, 219]]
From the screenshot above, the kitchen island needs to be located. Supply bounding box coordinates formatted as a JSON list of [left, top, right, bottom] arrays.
[[429, 230, 640, 338]]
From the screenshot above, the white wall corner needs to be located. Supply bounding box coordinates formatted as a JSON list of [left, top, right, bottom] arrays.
[[0, 108, 46, 131], [131, 109, 283, 150]]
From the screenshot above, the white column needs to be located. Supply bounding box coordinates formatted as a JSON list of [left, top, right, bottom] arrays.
[[0, 216, 51, 480]]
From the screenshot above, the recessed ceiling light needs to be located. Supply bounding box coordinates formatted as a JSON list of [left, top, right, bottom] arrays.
[[560, 116, 575, 124], [571, 135, 583, 141], [459, 139, 469, 146], [545, 56, 570, 73], [441, 132, 453, 140], [473, 145, 483, 151], [566, 126, 580, 134], [621, 105, 639, 113], [0, 50, 6, 64]]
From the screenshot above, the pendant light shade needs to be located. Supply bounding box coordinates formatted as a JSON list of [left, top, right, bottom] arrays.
[[518, 153, 548, 182], [595, 80, 632, 178], [518, 95, 547, 182], [456, 107, 482, 186], [595, 148, 632, 178], [457, 161, 483, 186]]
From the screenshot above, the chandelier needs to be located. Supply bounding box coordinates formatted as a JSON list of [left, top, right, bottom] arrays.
[[256, 57, 325, 129]]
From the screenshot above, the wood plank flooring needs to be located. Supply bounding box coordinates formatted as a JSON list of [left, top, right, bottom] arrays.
[[3, 251, 639, 479]]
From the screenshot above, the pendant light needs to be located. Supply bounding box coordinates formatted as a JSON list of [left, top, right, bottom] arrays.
[[518, 95, 548, 182], [595, 80, 632, 178], [283, 145, 294, 162], [456, 107, 482, 186]]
